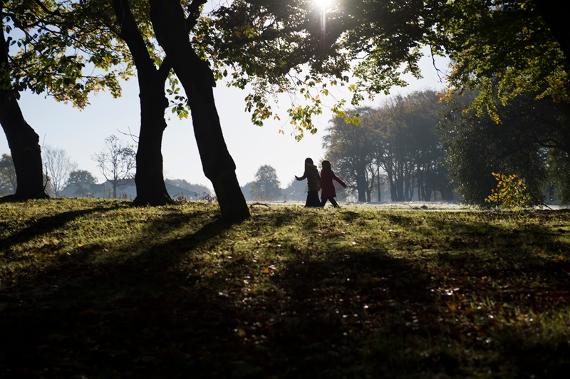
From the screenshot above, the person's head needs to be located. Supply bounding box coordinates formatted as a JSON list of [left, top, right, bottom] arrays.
[[322, 160, 332, 171], [305, 157, 313, 166]]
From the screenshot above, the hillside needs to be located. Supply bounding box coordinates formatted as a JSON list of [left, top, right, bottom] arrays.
[[1, 199, 569, 377]]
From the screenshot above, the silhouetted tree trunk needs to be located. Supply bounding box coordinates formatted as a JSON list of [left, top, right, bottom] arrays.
[[0, 12, 47, 200], [149, 0, 249, 222], [355, 167, 367, 202], [135, 87, 171, 205], [377, 166, 381, 202], [112, 0, 173, 206]]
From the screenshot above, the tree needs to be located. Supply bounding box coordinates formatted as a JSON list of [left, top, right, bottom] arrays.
[[324, 109, 376, 202], [0, 1, 127, 200], [439, 0, 569, 121], [0, 153, 16, 196], [250, 165, 281, 201], [372, 92, 453, 202], [96, 0, 175, 205], [149, 0, 250, 222], [42, 146, 77, 197], [324, 92, 454, 203], [283, 179, 307, 202], [440, 94, 564, 204], [212, 1, 569, 141], [94, 135, 136, 198], [548, 150, 570, 204], [65, 170, 98, 197]]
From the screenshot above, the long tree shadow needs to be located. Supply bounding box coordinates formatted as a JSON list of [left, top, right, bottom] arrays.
[[0, 212, 241, 378], [0, 205, 126, 252], [261, 250, 441, 378]]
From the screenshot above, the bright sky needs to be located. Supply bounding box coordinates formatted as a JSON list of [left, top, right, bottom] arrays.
[[0, 52, 447, 190]]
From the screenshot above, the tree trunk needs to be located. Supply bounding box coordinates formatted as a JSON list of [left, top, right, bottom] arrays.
[[133, 81, 173, 205], [356, 168, 367, 202], [377, 166, 381, 202], [113, 0, 173, 206], [0, 99, 48, 200], [149, 0, 249, 222], [0, 10, 47, 200]]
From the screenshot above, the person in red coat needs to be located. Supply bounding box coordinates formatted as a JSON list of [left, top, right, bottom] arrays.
[[320, 160, 347, 208]]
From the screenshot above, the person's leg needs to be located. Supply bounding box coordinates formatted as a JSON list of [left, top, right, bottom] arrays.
[[330, 197, 340, 208], [307, 191, 320, 207], [321, 194, 327, 207]]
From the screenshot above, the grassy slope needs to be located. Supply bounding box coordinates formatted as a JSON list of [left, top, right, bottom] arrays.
[[1, 199, 569, 378]]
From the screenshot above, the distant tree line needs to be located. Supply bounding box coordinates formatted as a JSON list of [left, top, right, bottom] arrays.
[[0, 142, 211, 200], [441, 93, 570, 204], [323, 90, 570, 205], [324, 92, 454, 203]]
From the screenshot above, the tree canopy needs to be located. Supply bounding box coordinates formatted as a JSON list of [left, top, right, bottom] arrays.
[[206, 0, 569, 131]]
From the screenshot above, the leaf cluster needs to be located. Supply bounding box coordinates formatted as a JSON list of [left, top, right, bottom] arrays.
[[2, 0, 133, 107], [485, 172, 533, 209]]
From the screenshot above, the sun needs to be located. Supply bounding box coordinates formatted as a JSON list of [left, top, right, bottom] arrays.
[[314, 0, 334, 11]]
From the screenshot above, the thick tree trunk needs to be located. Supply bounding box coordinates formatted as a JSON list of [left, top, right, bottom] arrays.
[[133, 83, 173, 205], [0, 99, 48, 200], [149, 0, 249, 222], [0, 18, 47, 200], [113, 0, 173, 206]]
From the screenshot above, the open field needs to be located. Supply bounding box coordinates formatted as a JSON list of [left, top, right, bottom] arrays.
[[1, 199, 570, 377]]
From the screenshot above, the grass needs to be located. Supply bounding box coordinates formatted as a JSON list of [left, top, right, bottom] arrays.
[[1, 199, 569, 378]]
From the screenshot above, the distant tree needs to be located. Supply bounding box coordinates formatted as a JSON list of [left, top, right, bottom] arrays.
[[65, 170, 98, 197], [372, 92, 453, 202], [325, 92, 453, 203], [67, 170, 97, 187], [548, 150, 570, 204], [0, 154, 16, 196], [164, 179, 212, 199], [43, 147, 77, 197], [441, 95, 555, 204], [250, 165, 281, 201], [94, 135, 136, 198], [283, 179, 307, 202], [324, 108, 377, 202], [165, 179, 211, 195]]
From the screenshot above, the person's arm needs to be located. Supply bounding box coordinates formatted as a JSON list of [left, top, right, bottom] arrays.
[[333, 172, 347, 188], [295, 171, 307, 181]]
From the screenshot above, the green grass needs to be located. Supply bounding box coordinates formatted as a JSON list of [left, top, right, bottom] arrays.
[[1, 199, 569, 378]]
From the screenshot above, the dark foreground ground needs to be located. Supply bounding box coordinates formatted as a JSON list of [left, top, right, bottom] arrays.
[[1, 199, 569, 378]]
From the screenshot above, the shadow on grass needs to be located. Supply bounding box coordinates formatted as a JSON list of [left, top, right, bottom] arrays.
[[262, 250, 440, 378], [0, 213, 240, 378], [0, 205, 125, 252], [1, 209, 569, 377]]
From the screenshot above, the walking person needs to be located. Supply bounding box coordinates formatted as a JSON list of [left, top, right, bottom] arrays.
[[320, 160, 347, 208], [295, 157, 321, 207]]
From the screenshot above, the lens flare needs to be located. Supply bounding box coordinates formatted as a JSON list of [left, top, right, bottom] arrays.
[[314, 0, 334, 11]]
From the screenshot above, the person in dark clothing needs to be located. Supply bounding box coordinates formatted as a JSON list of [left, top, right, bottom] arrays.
[[295, 157, 321, 207], [320, 160, 347, 208]]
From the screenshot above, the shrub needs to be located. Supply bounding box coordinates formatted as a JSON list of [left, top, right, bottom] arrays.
[[485, 172, 532, 209]]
